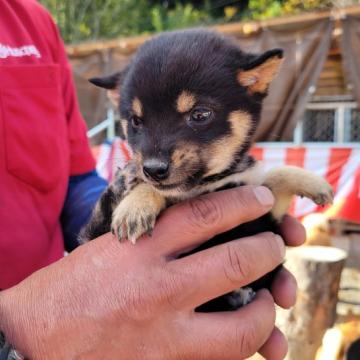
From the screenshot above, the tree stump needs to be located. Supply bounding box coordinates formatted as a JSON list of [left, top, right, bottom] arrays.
[[276, 246, 347, 360]]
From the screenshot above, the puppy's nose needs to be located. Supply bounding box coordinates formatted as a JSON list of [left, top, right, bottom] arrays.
[[143, 159, 170, 181]]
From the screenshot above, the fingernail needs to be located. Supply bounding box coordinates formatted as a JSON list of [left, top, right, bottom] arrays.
[[253, 186, 274, 207]]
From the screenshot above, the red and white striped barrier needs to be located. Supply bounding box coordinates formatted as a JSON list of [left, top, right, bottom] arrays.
[[250, 146, 360, 223], [92, 139, 360, 223], [92, 138, 132, 182]]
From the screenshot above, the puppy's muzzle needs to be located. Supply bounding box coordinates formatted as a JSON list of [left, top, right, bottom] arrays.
[[143, 158, 170, 182]]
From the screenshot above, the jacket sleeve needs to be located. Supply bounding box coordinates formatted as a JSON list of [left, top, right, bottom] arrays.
[[61, 171, 108, 251]]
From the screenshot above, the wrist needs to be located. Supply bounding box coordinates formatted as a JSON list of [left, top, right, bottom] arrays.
[[0, 287, 41, 359]]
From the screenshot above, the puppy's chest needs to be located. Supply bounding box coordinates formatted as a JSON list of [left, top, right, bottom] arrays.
[[165, 177, 246, 207], [164, 161, 265, 206]]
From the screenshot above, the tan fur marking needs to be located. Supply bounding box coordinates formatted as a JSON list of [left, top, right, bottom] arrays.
[[262, 166, 334, 221], [176, 91, 196, 113], [237, 57, 283, 94], [172, 148, 187, 168], [205, 110, 251, 176], [132, 97, 143, 117], [111, 183, 166, 243], [171, 142, 198, 168]]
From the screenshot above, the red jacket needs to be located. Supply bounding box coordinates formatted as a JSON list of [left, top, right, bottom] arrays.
[[0, 0, 95, 288]]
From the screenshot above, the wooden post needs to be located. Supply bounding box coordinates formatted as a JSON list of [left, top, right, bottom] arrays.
[[276, 246, 347, 360]]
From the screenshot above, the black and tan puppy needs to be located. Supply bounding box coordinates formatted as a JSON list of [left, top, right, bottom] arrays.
[[81, 29, 333, 311]]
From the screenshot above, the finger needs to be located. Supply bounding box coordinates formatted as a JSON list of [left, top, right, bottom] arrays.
[[183, 290, 275, 360], [271, 266, 297, 309], [279, 215, 306, 247], [148, 186, 274, 256], [258, 327, 288, 360], [168, 232, 285, 309]]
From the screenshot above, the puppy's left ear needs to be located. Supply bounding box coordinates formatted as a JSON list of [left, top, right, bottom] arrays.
[[238, 49, 283, 94], [89, 72, 122, 107]]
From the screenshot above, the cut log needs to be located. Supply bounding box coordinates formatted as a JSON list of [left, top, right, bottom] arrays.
[[276, 246, 347, 360]]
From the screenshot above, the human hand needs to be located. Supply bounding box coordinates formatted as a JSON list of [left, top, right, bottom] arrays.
[[0, 186, 304, 359], [258, 214, 305, 360]]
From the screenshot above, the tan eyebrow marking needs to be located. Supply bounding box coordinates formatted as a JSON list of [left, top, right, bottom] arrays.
[[132, 97, 143, 117], [176, 91, 196, 113]]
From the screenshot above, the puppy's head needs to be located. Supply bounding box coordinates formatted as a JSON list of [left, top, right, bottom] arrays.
[[91, 29, 282, 195]]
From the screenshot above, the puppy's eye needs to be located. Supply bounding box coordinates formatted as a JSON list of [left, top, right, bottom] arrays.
[[131, 115, 142, 129], [189, 108, 213, 124]]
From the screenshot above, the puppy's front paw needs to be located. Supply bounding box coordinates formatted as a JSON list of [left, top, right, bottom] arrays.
[[111, 183, 166, 244], [301, 177, 334, 206], [111, 203, 157, 244], [264, 166, 334, 221]]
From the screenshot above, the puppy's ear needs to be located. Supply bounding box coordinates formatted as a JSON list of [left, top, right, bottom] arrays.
[[89, 72, 122, 107], [237, 49, 283, 94], [89, 72, 121, 89]]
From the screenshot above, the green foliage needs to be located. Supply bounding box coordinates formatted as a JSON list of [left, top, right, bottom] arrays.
[[150, 3, 210, 32], [248, 0, 282, 20], [39, 0, 338, 44], [247, 0, 284, 20], [40, 0, 154, 43], [282, 0, 333, 14]]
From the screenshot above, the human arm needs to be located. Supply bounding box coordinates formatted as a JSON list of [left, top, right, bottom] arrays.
[[0, 186, 304, 360]]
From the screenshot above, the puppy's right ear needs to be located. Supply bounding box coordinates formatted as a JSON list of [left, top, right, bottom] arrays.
[[89, 72, 122, 107]]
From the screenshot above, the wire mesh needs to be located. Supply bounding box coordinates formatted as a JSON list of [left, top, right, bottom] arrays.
[[303, 109, 335, 142], [350, 108, 360, 142]]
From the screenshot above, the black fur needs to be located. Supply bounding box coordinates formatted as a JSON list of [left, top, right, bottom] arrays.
[[82, 29, 285, 312], [89, 72, 122, 90], [121, 30, 271, 165], [79, 174, 125, 241]]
